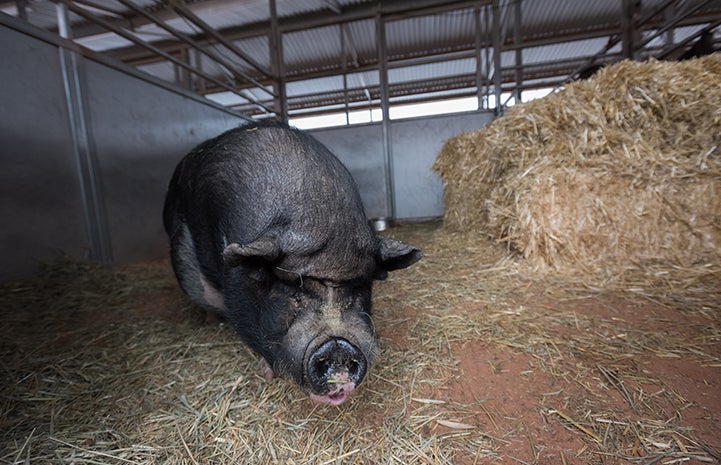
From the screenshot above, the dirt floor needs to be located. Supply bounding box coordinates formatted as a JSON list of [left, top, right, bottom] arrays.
[[1, 221, 719, 464], [438, 297, 721, 464]]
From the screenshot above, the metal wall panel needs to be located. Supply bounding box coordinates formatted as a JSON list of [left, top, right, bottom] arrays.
[[1, 16, 493, 283], [391, 111, 494, 219], [0, 19, 246, 280], [310, 124, 387, 218], [310, 110, 495, 221], [85, 59, 245, 265], [0, 26, 87, 280]]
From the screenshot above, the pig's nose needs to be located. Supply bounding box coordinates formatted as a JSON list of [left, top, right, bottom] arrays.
[[307, 338, 367, 392]]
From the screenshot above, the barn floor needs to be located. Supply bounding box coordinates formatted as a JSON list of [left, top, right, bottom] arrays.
[[1, 220, 719, 464]]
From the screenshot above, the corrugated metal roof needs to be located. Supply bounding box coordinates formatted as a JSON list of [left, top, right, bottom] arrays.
[[521, 37, 613, 66], [284, 25, 343, 71], [389, 58, 477, 83], [5, 0, 720, 117], [385, 8, 476, 59], [521, 0, 619, 38]]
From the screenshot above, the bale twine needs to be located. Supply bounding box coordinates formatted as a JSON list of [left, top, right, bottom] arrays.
[[433, 54, 721, 275]]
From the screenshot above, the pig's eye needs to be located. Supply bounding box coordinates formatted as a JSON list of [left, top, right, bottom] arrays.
[[274, 266, 304, 287]]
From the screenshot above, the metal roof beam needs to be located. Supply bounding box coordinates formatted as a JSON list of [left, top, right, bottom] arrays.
[[52, 0, 275, 114], [65, 0, 481, 40], [115, 20, 624, 82], [657, 19, 721, 59], [637, 0, 716, 50], [167, 1, 273, 79], [201, 50, 625, 105], [106, 2, 720, 68], [561, 0, 717, 82], [62, 0, 259, 39], [113, 0, 274, 96], [105, 0, 486, 61]]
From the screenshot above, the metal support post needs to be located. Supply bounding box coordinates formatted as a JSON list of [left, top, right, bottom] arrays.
[[194, 48, 205, 93], [492, 0, 503, 115], [377, 13, 395, 220], [664, 2, 675, 46], [474, 4, 484, 110], [56, 3, 113, 265], [621, 0, 640, 59], [16, 0, 28, 20], [270, 0, 288, 122], [513, 0, 523, 104], [484, 4, 492, 110], [341, 24, 350, 125]]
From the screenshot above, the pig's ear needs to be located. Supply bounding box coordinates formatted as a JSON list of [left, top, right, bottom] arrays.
[[223, 237, 281, 267], [378, 236, 423, 272]]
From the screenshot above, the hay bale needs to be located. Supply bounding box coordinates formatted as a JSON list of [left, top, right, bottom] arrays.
[[433, 54, 721, 275]]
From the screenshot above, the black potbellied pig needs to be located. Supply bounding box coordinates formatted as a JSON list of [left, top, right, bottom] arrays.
[[163, 122, 422, 405]]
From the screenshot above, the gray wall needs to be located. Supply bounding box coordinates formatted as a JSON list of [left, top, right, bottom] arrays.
[[1, 18, 245, 280], [1, 15, 493, 282], [84, 60, 243, 264], [1, 25, 87, 277], [390, 112, 494, 219], [311, 111, 494, 220], [311, 124, 386, 217]]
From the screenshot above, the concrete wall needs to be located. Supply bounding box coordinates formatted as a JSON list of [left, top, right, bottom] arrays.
[[0, 18, 245, 280]]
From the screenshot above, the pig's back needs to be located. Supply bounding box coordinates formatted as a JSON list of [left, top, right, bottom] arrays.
[[163, 122, 375, 283]]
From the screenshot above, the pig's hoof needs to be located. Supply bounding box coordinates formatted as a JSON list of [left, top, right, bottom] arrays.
[[259, 358, 274, 381]]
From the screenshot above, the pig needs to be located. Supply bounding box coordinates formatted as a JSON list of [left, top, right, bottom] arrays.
[[162, 121, 422, 405]]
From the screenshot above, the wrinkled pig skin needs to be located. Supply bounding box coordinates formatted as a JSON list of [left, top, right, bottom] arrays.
[[163, 122, 422, 405]]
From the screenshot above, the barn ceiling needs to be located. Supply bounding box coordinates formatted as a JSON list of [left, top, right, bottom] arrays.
[[3, 0, 720, 119]]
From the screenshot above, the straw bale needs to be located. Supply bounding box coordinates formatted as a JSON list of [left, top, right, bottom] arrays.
[[433, 54, 721, 277]]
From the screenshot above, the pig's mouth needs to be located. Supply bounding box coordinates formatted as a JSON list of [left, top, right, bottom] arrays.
[[309, 371, 356, 406], [302, 337, 367, 406]]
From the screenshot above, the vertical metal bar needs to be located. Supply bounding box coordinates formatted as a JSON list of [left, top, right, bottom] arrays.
[[621, 0, 639, 59], [173, 62, 181, 86], [341, 24, 350, 125], [377, 12, 395, 220], [57, 1, 71, 38], [194, 48, 205, 93], [180, 47, 191, 90], [16, 0, 28, 21], [56, 3, 113, 265], [664, 3, 675, 47], [484, 4, 491, 110], [492, 0, 503, 115], [269, 0, 288, 122], [513, 0, 522, 104], [474, 4, 483, 110]]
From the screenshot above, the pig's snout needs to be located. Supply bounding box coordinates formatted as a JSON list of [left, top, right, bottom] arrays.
[[307, 338, 367, 405]]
